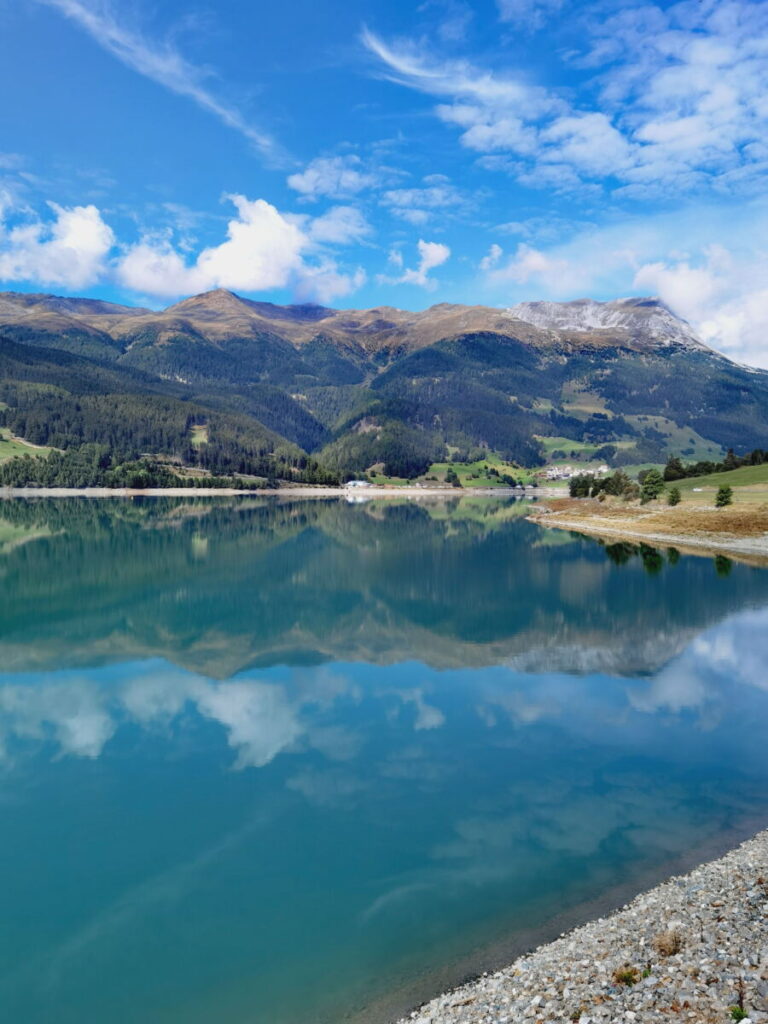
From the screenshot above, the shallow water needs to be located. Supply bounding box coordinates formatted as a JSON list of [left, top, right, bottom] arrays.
[[1, 496, 768, 1023]]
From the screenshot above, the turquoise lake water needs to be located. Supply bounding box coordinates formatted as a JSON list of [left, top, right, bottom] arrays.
[[2, 496, 768, 1023]]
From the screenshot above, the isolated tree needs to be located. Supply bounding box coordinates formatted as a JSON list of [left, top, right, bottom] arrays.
[[569, 474, 596, 498], [667, 486, 681, 506], [715, 485, 733, 507], [663, 456, 686, 481], [640, 468, 665, 504]]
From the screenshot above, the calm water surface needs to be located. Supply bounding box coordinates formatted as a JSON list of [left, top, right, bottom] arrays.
[[2, 496, 768, 1023]]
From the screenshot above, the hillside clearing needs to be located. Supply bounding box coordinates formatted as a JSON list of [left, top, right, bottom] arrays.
[[0, 429, 52, 464]]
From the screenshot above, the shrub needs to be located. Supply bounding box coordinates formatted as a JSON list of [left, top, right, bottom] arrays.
[[612, 966, 640, 986], [653, 930, 683, 957], [715, 485, 733, 507], [667, 486, 681, 506]]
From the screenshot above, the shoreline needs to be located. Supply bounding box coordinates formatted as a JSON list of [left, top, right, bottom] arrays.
[[528, 499, 768, 564], [393, 821, 768, 1024], [0, 485, 561, 499]]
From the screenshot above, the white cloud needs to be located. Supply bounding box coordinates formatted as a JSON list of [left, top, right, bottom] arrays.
[[379, 238, 451, 289], [496, 0, 565, 29], [488, 242, 589, 292], [364, 4, 768, 196], [418, 0, 475, 43], [287, 155, 379, 201], [540, 113, 632, 176], [117, 194, 366, 303], [118, 196, 305, 296], [0, 191, 368, 304], [0, 201, 114, 289], [388, 246, 404, 268], [381, 183, 470, 224], [633, 245, 768, 367], [293, 261, 367, 305], [479, 242, 503, 271], [480, 200, 768, 367], [38, 0, 280, 160], [304, 205, 372, 245], [362, 27, 554, 114]]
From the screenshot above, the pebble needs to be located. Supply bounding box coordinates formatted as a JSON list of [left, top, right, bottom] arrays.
[[398, 829, 768, 1024]]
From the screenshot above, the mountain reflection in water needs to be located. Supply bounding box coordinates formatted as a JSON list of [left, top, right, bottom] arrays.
[[1, 496, 768, 1024]]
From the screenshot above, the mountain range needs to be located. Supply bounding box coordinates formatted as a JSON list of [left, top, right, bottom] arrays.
[[1, 288, 767, 481]]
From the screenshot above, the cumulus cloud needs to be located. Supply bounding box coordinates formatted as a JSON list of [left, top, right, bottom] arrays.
[[633, 245, 768, 368], [0, 201, 114, 288], [117, 194, 366, 303], [379, 238, 451, 289], [0, 191, 367, 304], [38, 0, 280, 160], [479, 201, 768, 367], [287, 155, 379, 201], [117, 196, 305, 296]]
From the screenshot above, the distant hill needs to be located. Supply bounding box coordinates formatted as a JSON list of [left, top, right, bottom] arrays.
[[1, 288, 767, 480]]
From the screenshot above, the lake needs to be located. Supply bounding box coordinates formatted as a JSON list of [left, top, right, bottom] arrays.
[[1, 496, 768, 1023]]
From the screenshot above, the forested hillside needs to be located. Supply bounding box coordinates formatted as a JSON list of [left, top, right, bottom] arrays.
[[1, 289, 768, 484]]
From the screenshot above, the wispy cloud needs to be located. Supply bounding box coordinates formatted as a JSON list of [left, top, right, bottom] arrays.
[[287, 154, 380, 201], [37, 0, 283, 162], [496, 0, 565, 30], [363, 2, 768, 197]]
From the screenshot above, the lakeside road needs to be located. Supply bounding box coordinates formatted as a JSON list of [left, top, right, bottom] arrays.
[[398, 828, 768, 1024], [528, 498, 768, 563]]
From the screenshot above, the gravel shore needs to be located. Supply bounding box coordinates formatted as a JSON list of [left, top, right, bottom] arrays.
[[399, 829, 768, 1024]]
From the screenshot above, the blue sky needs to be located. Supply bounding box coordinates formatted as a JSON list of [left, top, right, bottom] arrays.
[[1, 0, 767, 364]]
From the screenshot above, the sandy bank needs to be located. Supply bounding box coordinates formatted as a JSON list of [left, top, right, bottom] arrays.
[[399, 827, 768, 1023], [528, 498, 768, 564]]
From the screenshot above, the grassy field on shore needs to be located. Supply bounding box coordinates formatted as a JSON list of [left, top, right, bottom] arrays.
[[368, 453, 543, 489], [529, 494, 768, 564], [674, 462, 768, 502], [0, 428, 52, 464]]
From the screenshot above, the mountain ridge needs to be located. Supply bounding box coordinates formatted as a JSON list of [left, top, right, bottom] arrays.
[[1, 288, 766, 482]]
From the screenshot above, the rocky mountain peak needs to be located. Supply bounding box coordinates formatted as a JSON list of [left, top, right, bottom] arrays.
[[507, 296, 708, 352]]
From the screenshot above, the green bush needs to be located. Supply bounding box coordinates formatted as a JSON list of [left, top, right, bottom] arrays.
[[640, 468, 665, 504], [715, 485, 733, 507]]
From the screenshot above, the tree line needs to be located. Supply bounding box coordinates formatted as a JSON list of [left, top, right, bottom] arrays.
[[0, 445, 259, 489], [662, 448, 767, 480]]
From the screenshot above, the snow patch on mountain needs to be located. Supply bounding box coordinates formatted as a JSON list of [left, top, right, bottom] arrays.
[[506, 297, 708, 352]]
